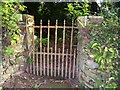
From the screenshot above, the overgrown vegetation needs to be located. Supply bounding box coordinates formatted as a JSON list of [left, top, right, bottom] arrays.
[[65, 0, 90, 19], [86, 2, 120, 88], [1, 1, 120, 89], [68, 1, 120, 88], [1, 2, 26, 60]]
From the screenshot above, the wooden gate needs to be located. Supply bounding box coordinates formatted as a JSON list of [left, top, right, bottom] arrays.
[[26, 16, 78, 79]]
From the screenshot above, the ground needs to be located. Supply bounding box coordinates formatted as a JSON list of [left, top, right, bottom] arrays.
[[2, 72, 80, 88]]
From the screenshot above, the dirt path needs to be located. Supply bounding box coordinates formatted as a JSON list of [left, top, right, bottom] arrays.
[[2, 72, 79, 88]]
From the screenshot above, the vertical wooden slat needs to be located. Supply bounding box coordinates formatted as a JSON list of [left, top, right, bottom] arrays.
[[47, 20, 50, 76], [36, 51, 39, 75], [32, 26, 35, 75], [76, 49, 79, 79], [68, 20, 74, 79], [70, 20, 74, 56], [72, 49, 76, 78], [54, 20, 58, 76], [43, 47, 46, 75], [61, 20, 66, 77], [25, 16, 28, 52], [50, 48, 53, 76], [58, 48, 61, 76], [30, 55, 32, 74], [65, 49, 68, 78], [25, 17, 29, 73], [40, 20, 43, 75]]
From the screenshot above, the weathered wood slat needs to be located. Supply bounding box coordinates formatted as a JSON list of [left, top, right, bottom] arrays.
[[32, 26, 35, 75], [58, 48, 61, 76], [30, 55, 32, 74], [36, 52, 39, 75], [61, 20, 66, 77], [25, 18, 29, 73], [54, 20, 58, 77], [69, 20, 74, 79], [51, 48, 53, 76], [40, 20, 43, 76], [70, 20, 74, 55], [65, 49, 69, 78], [27, 25, 78, 29], [43, 47, 46, 75], [34, 52, 73, 56], [47, 20, 50, 76], [25, 17, 29, 51], [72, 49, 76, 78]]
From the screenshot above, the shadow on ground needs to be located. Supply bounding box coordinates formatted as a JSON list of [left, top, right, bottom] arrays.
[[2, 72, 80, 88]]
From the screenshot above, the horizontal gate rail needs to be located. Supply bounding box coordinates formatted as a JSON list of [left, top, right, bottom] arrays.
[[26, 25, 78, 29], [34, 52, 73, 56]]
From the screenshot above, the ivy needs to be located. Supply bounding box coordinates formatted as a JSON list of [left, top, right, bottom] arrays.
[[87, 5, 120, 88], [2, 2, 26, 55]]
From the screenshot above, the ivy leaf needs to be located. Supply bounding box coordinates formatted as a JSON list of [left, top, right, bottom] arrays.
[[91, 43, 98, 48], [89, 54, 94, 58], [103, 51, 107, 58], [109, 48, 114, 53], [5, 47, 14, 55], [104, 47, 108, 52], [11, 40, 16, 45]]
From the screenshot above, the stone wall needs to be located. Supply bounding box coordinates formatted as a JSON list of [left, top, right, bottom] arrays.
[[0, 14, 36, 85], [76, 16, 109, 88]]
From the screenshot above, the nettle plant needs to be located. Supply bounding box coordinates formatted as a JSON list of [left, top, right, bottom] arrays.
[[87, 9, 120, 88]]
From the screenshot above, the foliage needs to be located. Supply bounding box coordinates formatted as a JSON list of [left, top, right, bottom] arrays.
[[0, 87, 3, 90], [27, 57, 34, 64], [87, 2, 120, 88], [36, 38, 48, 47], [1, 2, 26, 55], [58, 38, 63, 43], [65, 0, 90, 19], [30, 2, 68, 25], [2, 47, 14, 55]]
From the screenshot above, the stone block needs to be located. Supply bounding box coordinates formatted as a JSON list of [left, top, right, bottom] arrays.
[[16, 56, 26, 64], [85, 60, 99, 69], [6, 66, 14, 74], [3, 74, 11, 81]]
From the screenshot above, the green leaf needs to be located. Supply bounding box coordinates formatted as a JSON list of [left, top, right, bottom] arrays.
[[11, 40, 16, 45], [103, 51, 107, 58], [0, 87, 3, 90], [104, 47, 108, 52], [89, 54, 94, 58], [5, 47, 14, 55], [91, 43, 98, 48], [109, 48, 114, 53]]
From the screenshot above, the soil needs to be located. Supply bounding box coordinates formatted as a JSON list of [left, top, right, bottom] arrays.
[[2, 71, 80, 88]]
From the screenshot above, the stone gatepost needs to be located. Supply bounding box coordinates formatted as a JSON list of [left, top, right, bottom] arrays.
[[22, 14, 35, 72], [0, 14, 36, 85], [0, 14, 2, 85], [76, 16, 106, 88]]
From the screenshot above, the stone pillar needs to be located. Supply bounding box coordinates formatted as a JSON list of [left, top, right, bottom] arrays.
[[76, 16, 104, 88], [0, 13, 2, 85], [22, 14, 35, 72], [0, 14, 35, 85]]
